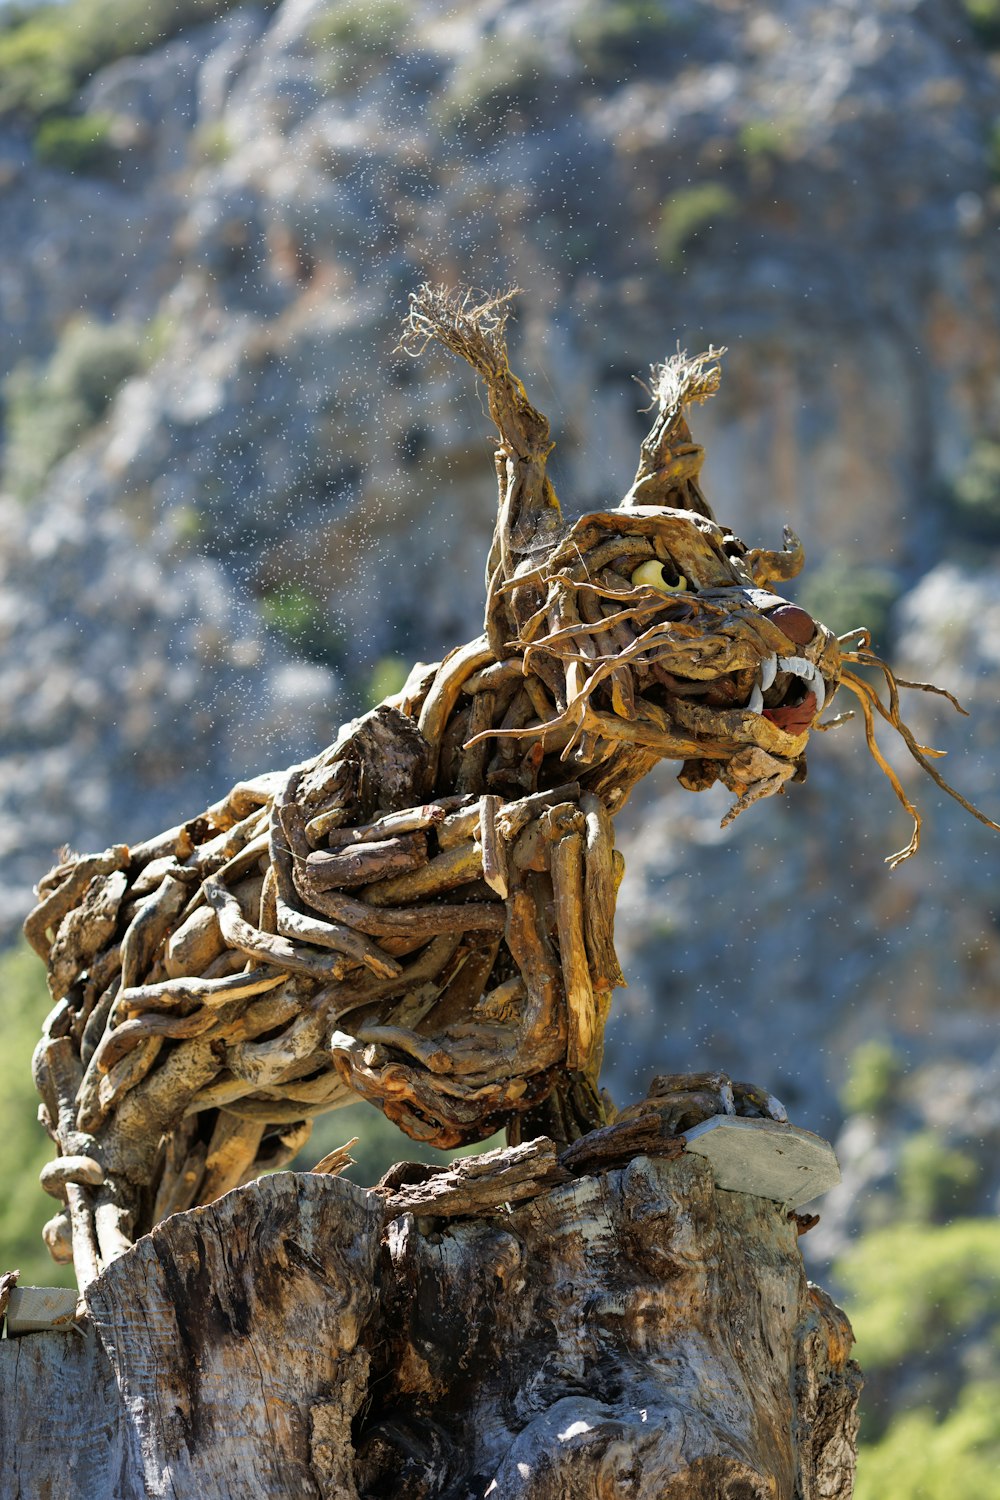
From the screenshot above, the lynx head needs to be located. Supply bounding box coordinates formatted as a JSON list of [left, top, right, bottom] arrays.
[[401, 286, 998, 864]]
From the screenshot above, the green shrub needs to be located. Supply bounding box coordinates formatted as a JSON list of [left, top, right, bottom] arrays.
[[795, 557, 900, 651], [0, 9, 80, 119], [949, 439, 1000, 540], [0, 0, 258, 122], [738, 119, 796, 162], [963, 0, 1000, 48], [0, 941, 76, 1287], [836, 1220, 1000, 1373], [260, 583, 344, 667], [192, 120, 232, 166], [436, 35, 552, 141], [854, 1382, 1000, 1500], [573, 0, 675, 81], [3, 368, 88, 499], [310, 0, 411, 56], [170, 504, 206, 548], [367, 654, 409, 707], [899, 1132, 980, 1223], [261, 583, 322, 644], [35, 111, 113, 172], [840, 1039, 904, 1116], [989, 119, 1000, 180], [308, 0, 412, 88], [49, 318, 145, 420], [656, 183, 738, 268], [3, 317, 146, 499]]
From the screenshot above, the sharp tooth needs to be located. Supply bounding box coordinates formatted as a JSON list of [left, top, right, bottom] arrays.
[[777, 655, 814, 679], [759, 653, 778, 692], [748, 684, 764, 713], [812, 674, 826, 713]]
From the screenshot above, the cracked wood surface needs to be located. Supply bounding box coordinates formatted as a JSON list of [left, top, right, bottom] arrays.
[[0, 1144, 860, 1499]]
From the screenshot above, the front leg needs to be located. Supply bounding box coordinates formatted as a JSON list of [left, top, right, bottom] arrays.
[[329, 787, 625, 1148]]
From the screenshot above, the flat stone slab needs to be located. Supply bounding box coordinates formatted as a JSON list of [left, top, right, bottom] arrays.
[[682, 1117, 841, 1209], [4, 1285, 78, 1335]]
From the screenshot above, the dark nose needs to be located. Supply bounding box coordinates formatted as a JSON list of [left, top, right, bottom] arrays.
[[764, 603, 816, 647]]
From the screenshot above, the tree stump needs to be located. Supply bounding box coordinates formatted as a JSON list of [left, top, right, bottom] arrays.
[[0, 1130, 860, 1498]]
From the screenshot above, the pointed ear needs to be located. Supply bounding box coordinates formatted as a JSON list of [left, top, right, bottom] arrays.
[[620, 347, 724, 519], [746, 528, 805, 586], [398, 283, 561, 570], [399, 285, 562, 656]]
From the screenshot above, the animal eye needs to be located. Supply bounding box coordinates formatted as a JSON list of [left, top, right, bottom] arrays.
[[631, 560, 688, 594]]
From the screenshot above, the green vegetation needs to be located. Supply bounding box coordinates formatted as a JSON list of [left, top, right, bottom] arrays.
[[737, 118, 801, 178], [573, 0, 675, 81], [838, 1216, 1000, 1491], [839, 1039, 904, 1116], [656, 183, 738, 269], [367, 654, 409, 707], [948, 439, 1000, 541], [310, 0, 411, 55], [838, 1219, 1000, 1374], [3, 316, 148, 499], [0, 942, 76, 1287], [738, 120, 789, 160], [0, 0, 258, 122], [170, 504, 206, 548], [192, 120, 232, 167], [855, 1382, 1000, 1500], [308, 0, 413, 88], [899, 1131, 980, 1223], [260, 583, 344, 667], [35, 110, 113, 173], [436, 35, 551, 141], [963, 0, 1000, 48], [795, 557, 900, 651]]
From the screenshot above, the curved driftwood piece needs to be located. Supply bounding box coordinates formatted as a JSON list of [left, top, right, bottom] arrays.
[[0, 1142, 859, 1500]]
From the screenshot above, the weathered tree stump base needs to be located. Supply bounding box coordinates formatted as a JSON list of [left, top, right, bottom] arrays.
[[0, 1132, 860, 1499]]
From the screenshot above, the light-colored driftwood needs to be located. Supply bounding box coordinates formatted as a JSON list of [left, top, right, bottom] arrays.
[[0, 1141, 860, 1498], [21, 284, 997, 1285]]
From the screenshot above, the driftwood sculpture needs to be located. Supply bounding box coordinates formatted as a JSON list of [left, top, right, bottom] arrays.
[[24, 286, 999, 1293]]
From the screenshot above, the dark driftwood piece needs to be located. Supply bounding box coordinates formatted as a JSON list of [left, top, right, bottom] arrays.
[[0, 1142, 861, 1499]]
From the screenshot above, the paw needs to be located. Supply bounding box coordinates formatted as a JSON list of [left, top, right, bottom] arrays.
[[617, 1071, 788, 1137]]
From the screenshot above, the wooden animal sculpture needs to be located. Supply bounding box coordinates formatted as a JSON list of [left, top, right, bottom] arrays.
[[25, 286, 997, 1289]]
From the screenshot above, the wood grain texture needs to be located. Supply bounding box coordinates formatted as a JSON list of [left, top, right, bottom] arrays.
[[86, 1172, 383, 1500], [0, 1147, 859, 1499], [0, 1324, 133, 1498]]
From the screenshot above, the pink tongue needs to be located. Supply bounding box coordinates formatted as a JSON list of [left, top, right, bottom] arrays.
[[763, 691, 817, 735]]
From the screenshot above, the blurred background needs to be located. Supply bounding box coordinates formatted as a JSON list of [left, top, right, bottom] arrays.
[[1, 0, 999, 1489]]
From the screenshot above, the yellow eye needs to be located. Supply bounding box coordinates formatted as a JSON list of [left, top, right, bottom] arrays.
[[631, 560, 687, 594]]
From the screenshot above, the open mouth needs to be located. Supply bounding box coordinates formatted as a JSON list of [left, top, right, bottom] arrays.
[[748, 652, 826, 735]]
